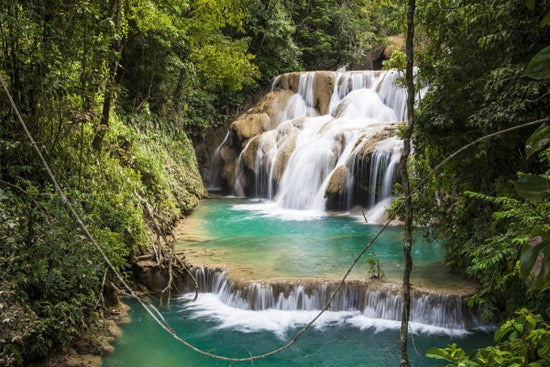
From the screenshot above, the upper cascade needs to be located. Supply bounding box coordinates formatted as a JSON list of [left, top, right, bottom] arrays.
[[211, 70, 419, 221]]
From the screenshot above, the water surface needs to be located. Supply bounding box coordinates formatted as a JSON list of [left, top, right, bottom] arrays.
[[103, 198, 489, 366], [103, 298, 492, 367], [177, 198, 475, 291]]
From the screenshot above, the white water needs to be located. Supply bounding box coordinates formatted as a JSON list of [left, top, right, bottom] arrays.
[[367, 138, 402, 208], [231, 70, 408, 218], [179, 267, 484, 337], [179, 293, 475, 339], [232, 200, 326, 221], [207, 132, 230, 192]]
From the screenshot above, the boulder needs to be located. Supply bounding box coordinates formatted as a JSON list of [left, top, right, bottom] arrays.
[[326, 165, 351, 196], [231, 113, 270, 146], [312, 71, 336, 115], [254, 89, 295, 126], [325, 165, 352, 210]]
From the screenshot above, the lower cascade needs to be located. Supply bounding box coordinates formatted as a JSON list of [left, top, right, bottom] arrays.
[[180, 267, 484, 333], [210, 70, 424, 221]]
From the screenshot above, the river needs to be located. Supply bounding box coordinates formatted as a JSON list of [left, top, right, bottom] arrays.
[[103, 198, 492, 366]]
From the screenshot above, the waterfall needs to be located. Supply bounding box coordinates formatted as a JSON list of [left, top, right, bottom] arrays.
[[215, 70, 416, 218], [328, 71, 376, 115], [180, 267, 483, 332], [368, 138, 402, 208], [279, 72, 317, 122], [207, 132, 230, 192], [272, 71, 403, 212]]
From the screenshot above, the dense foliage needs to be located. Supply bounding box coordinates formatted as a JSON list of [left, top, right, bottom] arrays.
[[413, 0, 550, 321], [118, 0, 404, 131], [0, 1, 207, 365], [427, 309, 550, 366]]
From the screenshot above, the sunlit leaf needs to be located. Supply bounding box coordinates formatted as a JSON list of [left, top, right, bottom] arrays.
[[495, 322, 512, 342], [525, 46, 550, 79], [541, 11, 550, 28], [520, 232, 550, 291], [425, 347, 451, 360], [513, 174, 550, 202], [526, 123, 550, 159]]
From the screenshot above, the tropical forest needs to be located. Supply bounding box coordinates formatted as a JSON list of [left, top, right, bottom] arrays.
[[1, 0, 549, 366]]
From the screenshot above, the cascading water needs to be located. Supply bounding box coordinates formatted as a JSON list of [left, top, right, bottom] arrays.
[[207, 131, 230, 192], [368, 139, 402, 207], [214, 70, 412, 220], [180, 267, 484, 333], [266, 71, 403, 214]]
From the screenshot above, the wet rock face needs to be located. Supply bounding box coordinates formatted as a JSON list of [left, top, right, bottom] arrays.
[[254, 88, 296, 125], [325, 165, 351, 210], [231, 113, 269, 145], [310, 71, 336, 115], [134, 260, 170, 294], [271, 71, 336, 115]]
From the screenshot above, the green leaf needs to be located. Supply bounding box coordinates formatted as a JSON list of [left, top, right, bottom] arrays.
[[425, 347, 451, 360], [513, 174, 550, 202], [541, 12, 550, 28], [525, 0, 535, 11], [525, 46, 550, 80], [520, 232, 550, 291], [495, 323, 510, 342], [526, 123, 550, 159], [525, 314, 536, 326]]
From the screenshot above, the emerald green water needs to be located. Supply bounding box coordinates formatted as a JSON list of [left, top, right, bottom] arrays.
[[178, 198, 473, 289], [103, 198, 490, 366], [103, 299, 491, 367]]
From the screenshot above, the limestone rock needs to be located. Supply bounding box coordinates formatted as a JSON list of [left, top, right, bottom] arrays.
[[312, 71, 336, 115], [240, 136, 261, 172], [231, 113, 270, 146], [326, 165, 351, 196], [324, 165, 353, 211], [253, 89, 295, 125], [271, 135, 297, 182], [354, 124, 399, 159], [219, 144, 237, 184], [272, 72, 336, 115], [272, 72, 301, 92]]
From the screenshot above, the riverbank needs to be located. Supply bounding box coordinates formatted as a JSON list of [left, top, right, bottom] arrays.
[[28, 303, 131, 367]]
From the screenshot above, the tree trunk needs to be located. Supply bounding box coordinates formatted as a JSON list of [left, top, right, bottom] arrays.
[[92, 0, 123, 151], [399, 0, 415, 366]]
